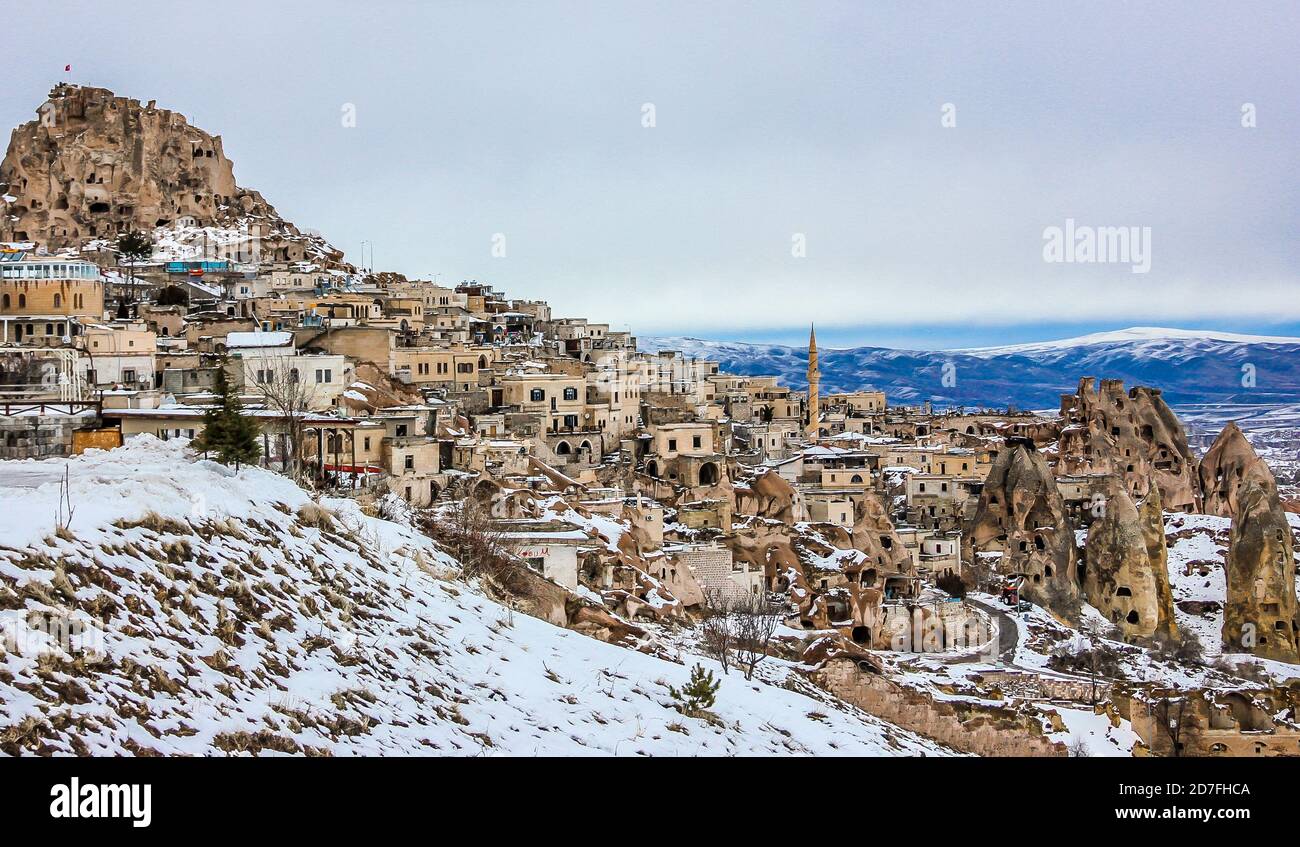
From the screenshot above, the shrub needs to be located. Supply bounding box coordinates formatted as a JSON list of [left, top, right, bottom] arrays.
[[936, 572, 967, 599], [1048, 642, 1125, 679], [1153, 630, 1204, 666], [296, 503, 335, 530], [418, 498, 527, 594]]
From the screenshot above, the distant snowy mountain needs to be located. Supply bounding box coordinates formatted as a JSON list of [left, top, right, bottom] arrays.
[[641, 327, 1300, 412]]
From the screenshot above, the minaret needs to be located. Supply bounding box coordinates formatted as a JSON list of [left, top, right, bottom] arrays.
[[806, 324, 820, 440]]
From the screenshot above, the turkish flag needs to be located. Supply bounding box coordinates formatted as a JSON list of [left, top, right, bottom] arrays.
[[64, 64, 71, 72]]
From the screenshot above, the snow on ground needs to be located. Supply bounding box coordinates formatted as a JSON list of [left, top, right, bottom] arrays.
[[1050, 706, 1139, 757], [1165, 513, 1231, 660], [986, 512, 1300, 690], [1164, 511, 1300, 681], [0, 438, 952, 756]]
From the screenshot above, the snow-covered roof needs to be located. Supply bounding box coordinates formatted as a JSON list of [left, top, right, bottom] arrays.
[[226, 330, 293, 348]]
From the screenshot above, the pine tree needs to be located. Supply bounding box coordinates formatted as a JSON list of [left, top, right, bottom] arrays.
[[115, 229, 152, 310], [193, 355, 261, 470], [669, 664, 719, 715]]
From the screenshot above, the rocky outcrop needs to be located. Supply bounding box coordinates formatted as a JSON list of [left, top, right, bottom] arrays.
[[807, 657, 1067, 757], [1056, 378, 1200, 513], [850, 491, 913, 574], [1139, 483, 1178, 637], [971, 437, 1081, 621], [1084, 481, 1177, 641], [1222, 481, 1299, 662], [733, 468, 806, 524], [723, 516, 905, 645], [336, 362, 424, 415], [0, 84, 342, 265], [1198, 422, 1277, 519]]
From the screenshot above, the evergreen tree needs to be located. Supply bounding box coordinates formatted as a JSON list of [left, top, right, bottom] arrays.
[[156, 284, 189, 307], [669, 664, 719, 714], [193, 356, 261, 470], [115, 229, 152, 309]]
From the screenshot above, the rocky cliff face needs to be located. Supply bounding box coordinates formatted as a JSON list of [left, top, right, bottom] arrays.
[[1198, 421, 1278, 519], [850, 491, 913, 574], [733, 468, 807, 524], [0, 84, 342, 265], [1084, 481, 1177, 641], [971, 437, 1081, 621], [1222, 481, 1299, 662], [1056, 378, 1200, 513]]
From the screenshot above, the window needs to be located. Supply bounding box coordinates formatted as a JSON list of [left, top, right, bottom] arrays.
[[563, 387, 578, 401], [18, 294, 26, 308], [668, 438, 677, 451], [53, 293, 61, 308], [315, 369, 332, 384], [1, 294, 8, 309], [289, 368, 300, 383], [530, 388, 545, 402], [404, 454, 414, 470], [396, 424, 408, 437], [122, 369, 137, 384], [692, 436, 701, 449]]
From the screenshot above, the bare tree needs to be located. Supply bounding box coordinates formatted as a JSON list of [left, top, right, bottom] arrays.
[[419, 495, 525, 593], [732, 591, 784, 681], [698, 587, 735, 675], [54, 464, 76, 538], [1068, 735, 1092, 757], [1152, 695, 1200, 757], [246, 353, 314, 482]]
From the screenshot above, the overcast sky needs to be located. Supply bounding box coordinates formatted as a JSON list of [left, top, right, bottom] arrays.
[[5, 1, 1297, 348]]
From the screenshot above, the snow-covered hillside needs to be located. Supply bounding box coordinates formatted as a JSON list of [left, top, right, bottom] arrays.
[[0, 439, 951, 756]]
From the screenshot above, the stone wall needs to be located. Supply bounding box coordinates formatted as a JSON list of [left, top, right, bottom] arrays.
[[807, 657, 1067, 757], [0, 411, 95, 459]]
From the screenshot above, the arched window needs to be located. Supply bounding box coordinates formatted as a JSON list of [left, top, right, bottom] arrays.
[[53, 293, 61, 308], [1, 294, 8, 309], [850, 474, 863, 483], [555, 441, 571, 455], [18, 294, 26, 308]]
